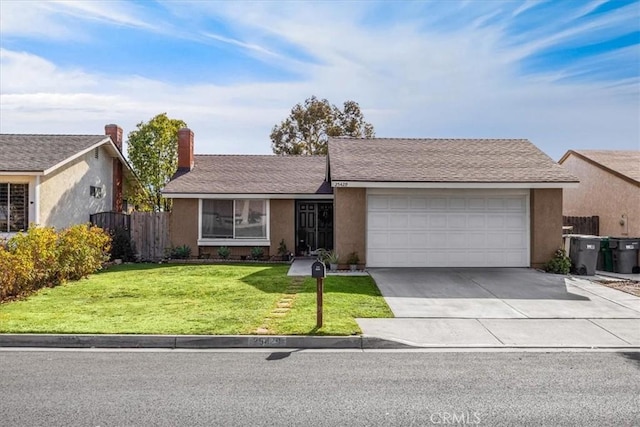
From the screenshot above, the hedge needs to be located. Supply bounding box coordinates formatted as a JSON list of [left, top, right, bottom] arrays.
[[0, 224, 110, 301]]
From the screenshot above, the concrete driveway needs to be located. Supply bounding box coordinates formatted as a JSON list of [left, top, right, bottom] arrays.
[[357, 268, 640, 347], [368, 268, 640, 319]]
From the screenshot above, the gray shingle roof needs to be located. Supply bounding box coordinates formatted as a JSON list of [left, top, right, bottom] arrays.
[[0, 134, 110, 172], [328, 138, 578, 183], [162, 155, 331, 195], [565, 150, 640, 184]]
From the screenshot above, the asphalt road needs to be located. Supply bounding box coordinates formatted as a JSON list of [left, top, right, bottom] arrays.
[[1, 350, 638, 426]]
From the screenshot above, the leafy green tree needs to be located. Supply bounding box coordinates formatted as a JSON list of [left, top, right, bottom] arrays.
[[270, 96, 375, 155], [127, 113, 186, 212]]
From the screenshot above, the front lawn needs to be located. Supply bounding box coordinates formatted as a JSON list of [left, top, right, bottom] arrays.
[[0, 263, 392, 335]]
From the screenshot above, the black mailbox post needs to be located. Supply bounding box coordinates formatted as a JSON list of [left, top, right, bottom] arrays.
[[311, 261, 326, 327]]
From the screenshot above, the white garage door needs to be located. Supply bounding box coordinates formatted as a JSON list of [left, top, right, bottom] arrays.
[[367, 189, 529, 267]]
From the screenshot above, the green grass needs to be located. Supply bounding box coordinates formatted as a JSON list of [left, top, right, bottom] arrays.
[[268, 276, 393, 335], [0, 264, 392, 335]]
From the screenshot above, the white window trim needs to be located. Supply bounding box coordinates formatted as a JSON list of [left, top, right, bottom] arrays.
[[0, 182, 30, 233], [198, 199, 270, 246]]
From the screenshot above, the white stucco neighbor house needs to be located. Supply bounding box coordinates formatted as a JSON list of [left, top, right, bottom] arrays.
[[0, 124, 138, 237]]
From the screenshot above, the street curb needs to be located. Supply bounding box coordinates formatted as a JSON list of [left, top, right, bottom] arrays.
[[0, 334, 413, 350]]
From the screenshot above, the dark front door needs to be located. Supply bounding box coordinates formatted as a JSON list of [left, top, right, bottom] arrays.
[[296, 201, 333, 255]]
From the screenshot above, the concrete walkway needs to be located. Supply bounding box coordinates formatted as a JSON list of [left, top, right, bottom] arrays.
[[357, 268, 640, 348], [287, 258, 369, 276]]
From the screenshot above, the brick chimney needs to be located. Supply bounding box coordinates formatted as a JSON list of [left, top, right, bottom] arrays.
[[178, 128, 194, 171], [105, 124, 124, 212], [105, 124, 123, 151]]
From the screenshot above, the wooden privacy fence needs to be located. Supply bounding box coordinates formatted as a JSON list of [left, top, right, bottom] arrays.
[[563, 216, 599, 235], [89, 212, 131, 232], [130, 212, 170, 261]]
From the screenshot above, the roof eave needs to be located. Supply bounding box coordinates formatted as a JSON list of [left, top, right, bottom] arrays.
[[0, 171, 44, 176], [162, 192, 334, 200], [559, 150, 640, 188], [330, 181, 580, 189]]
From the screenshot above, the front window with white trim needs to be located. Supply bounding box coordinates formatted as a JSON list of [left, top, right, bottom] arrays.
[[0, 183, 29, 232], [200, 199, 269, 243]]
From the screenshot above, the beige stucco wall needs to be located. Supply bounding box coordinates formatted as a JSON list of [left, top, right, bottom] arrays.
[[40, 146, 113, 230], [270, 199, 295, 255], [562, 155, 640, 237], [530, 188, 563, 268], [169, 198, 198, 250], [334, 187, 366, 265]]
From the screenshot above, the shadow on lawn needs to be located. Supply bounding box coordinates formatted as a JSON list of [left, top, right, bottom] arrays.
[[98, 262, 383, 297]]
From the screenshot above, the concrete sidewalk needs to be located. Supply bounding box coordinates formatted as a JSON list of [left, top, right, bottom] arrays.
[[356, 318, 639, 347]]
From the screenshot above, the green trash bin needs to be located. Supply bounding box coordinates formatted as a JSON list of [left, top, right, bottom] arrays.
[[597, 237, 613, 272]]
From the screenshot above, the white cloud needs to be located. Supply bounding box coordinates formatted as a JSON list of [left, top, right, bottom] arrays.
[[0, 1, 638, 161]]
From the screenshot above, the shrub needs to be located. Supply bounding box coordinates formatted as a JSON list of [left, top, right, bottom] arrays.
[[250, 246, 264, 260], [110, 228, 136, 262], [0, 246, 33, 300], [7, 226, 60, 286], [346, 251, 359, 265], [57, 224, 111, 281], [217, 246, 231, 259], [545, 248, 571, 275], [170, 244, 192, 259], [0, 224, 110, 301]]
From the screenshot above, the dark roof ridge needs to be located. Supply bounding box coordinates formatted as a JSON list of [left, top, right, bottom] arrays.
[[193, 154, 326, 157], [329, 137, 530, 141]]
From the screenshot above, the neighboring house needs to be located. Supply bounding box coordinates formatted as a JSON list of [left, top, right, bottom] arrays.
[[559, 150, 640, 237], [0, 125, 137, 236], [163, 129, 578, 268]]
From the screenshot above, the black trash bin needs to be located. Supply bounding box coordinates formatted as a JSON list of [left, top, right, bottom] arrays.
[[569, 236, 601, 276], [610, 238, 640, 274]]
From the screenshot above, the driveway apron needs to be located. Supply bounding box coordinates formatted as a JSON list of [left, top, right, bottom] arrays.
[[358, 268, 640, 347]]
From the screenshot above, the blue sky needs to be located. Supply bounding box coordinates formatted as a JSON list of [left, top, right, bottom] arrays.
[[1, 0, 638, 160]]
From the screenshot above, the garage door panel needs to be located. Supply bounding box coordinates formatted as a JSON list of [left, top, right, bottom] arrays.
[[449, 198, 466, 210], [368, 196, 389, 209], [448, 215, 467, 228], [410, 198, 427, 209], [389, 215, 409, 228], [486, 234, 506, 247], [506, 232, 526, 248], [409, 233, 428, 247], [409, 214, 428, 227], [449, 233, 469, 249], [368, 232, 389, 247], [506, 198, 526, 210], [367, 191, 529, 268], [487, 216, 505, 229], [389, 233, 409, 248], [429, 232, 448, 248], [465, 233, 486, 248], [467, 215, 486, 228], [368, 213, 389, 228], [390, 197, 409, 209], [428, 198, 447, 209], [430, 215, 447, 228], [506, 215, 526, 228], [468, 198, 486, 210]]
